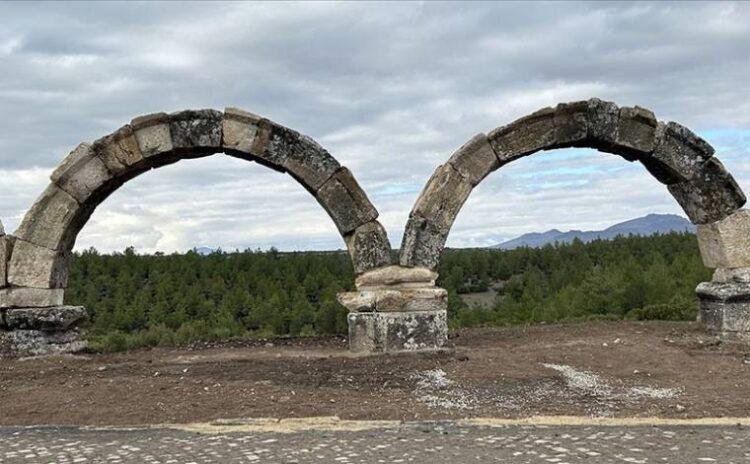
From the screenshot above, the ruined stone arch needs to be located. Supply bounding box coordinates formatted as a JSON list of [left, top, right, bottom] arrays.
[[399, 99, 747, 271], [0, 108, 393, 309]]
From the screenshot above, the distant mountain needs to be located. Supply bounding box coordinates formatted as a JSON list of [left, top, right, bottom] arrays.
[[194, 246, 217, 256], [491, 214, 695, 250]]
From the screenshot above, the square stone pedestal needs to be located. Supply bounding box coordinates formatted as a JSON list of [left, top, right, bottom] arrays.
[[696, 282, 750, 338], [348, 309, 448, 354], [0, 305, 87, 357]]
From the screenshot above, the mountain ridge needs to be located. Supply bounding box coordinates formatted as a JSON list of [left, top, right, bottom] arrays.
[[491, 213, 695, 249]]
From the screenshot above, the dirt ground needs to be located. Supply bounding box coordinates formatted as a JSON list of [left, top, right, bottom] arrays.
[[1, 321, 750, 426]]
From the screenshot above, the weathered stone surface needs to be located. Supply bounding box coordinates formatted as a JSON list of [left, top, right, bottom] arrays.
[[131, 112, 173, 158], [614, 106, 657, 158], [0, 328, 86, 357], [8, 239, 70, 289], [92, 124, 145, 176], [586, 98, 620, 148], [261, 124, 341, 192], [344, 221, 392, 275], [222, 107, 262, 154], [447, 133, 500, 186], [347, 310, 448, 354], [713, 267, 750, 283], [399, 215, 447, 270], [0, 235, 12, 288], [355, 265, 437, 289], [316, 168, 378, 235], [14, 183, 80, 250], [697, 282, 750, 335], [643, 122, 715, 185], [50, 143, 115, 203], [169, 109, 222, 155], [411, 164, 472, 233], [696, 281, 750, 302], [338, 287, 448, 313], [668, 158, 746, 224], [488, 107, 556, 162], [553, 100, 588, 147], [5, 306, 87, 331], [697, 209, 750, 268], [0, 219, 4, 235], [0, 287, 64, 309]]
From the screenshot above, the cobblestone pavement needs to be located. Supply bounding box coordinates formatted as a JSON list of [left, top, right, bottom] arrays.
[[2, 422, 750, 463]]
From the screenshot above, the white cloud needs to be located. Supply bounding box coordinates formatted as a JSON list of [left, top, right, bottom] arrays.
[[0, 2, 749, 252]]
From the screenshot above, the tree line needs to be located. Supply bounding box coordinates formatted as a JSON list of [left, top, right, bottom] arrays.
[[64, 231, 709, 351]]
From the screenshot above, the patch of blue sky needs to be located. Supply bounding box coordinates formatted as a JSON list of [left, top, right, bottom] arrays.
[[699, 129, 750, 154], [372, 183, 423, 196]]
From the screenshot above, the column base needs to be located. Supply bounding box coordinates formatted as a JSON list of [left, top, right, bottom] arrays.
[[348, 310, 448, 354], [696, 282, 750, 338]]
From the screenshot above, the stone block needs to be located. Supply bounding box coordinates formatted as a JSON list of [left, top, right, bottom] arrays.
[[169, 109, 222, 155], [642, 121, 715, 185], [0, 219, 4, 235], [0, 287, 65, 309], [399, 215, 448, 270], [410, 164, 472, 233], [131, 112, 173, 158], [586, 98, 620, 148], [222, 107, 263, 154], [668, 157, 746, 224], [344, 221, 392, 275], [614, 106, 657, 158], [50, 143, 115, 203], [7, 239, 70, 289], [316, 168, 378, 235], [488, 107, 556, 162], [5, 306, 87, 331], [338, 287, 448, 313], [447, 133, 500, 186], [0, 235, 14, 288], [355, 265, 437, 289], [347, 310, 448, 354], [92, 124, 145, 176], [0, 328, 86, 357], [553, 100, 588, 147], [697, 209, 750, 268], [713, 267, 750, 283], [262, 124, 340, 192], [696, 281, 750, 335], [15, 183, 81, 250]]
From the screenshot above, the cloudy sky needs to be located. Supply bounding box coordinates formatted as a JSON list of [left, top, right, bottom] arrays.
[[1, 1, 749, 253]]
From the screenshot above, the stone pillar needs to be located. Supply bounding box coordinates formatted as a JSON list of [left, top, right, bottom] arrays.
[[0, 305, 88, 356], [696, 209, 750, 338], [337, 266, 449, 354]]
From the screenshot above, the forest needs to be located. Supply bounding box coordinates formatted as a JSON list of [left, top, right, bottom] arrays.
[[63, 232, 711, 352]]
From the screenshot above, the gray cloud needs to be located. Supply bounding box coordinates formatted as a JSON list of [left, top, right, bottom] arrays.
[[0, 1, 749, 252]]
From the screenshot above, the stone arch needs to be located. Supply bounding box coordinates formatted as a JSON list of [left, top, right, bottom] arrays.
[[0, 108, 393, 309], [399, 98, 747, 271]]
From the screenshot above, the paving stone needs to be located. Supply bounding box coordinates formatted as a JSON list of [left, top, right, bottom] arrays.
[[697, 209, 750, 268], [668, 157, 746, 224], [50, 142, 115, 203], [344, 221, 392, 275], [316, 168, 378, 235], [7, 238, 70, 289], [447, 133, 500, 185]]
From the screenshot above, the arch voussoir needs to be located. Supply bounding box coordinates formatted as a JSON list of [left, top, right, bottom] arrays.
[[316, 167, 378, 235], [344, 221, 392, 275]]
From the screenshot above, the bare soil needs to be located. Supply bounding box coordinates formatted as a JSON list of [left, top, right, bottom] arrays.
[[1, 321, 750, 426]]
